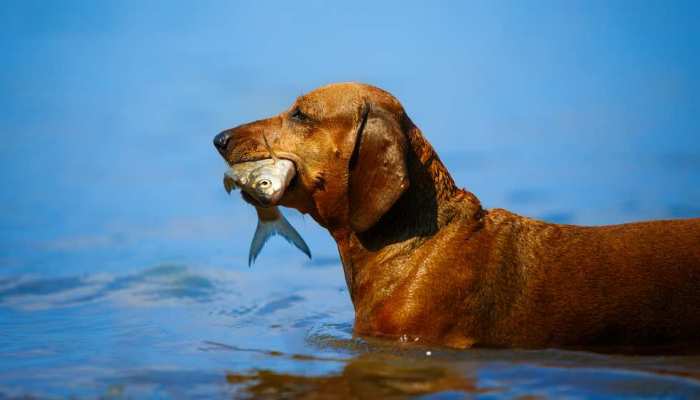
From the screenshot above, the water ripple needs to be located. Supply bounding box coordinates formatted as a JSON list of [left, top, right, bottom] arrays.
[[0, 264, 235, 310]]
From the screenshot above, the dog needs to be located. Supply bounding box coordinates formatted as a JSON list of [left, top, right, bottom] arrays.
[[214, 82, 700, 349]]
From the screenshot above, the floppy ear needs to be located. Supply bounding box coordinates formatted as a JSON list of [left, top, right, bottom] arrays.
[[348, 103, 410, 232]]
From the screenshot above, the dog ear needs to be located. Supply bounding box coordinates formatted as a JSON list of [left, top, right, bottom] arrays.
[[348, 103, 409, 232]]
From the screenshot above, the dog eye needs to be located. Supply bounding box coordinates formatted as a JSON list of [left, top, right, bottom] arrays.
[[290, 107, 310, 123]]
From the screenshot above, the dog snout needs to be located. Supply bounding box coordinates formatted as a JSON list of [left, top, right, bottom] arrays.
[[213, 130, 232, 155]]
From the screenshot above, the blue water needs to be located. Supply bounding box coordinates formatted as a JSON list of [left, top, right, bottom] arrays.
[[2, 1, 700, 398]]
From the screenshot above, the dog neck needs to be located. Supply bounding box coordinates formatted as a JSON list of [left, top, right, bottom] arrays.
[[331, 123, 483, 305]]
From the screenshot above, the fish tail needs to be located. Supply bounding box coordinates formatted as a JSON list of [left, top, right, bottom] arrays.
[[248, 218, 275, 266], [275, 212, 312, 260], [248, 212, 312, 266]]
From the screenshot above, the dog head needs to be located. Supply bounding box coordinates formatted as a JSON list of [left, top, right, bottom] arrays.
[[215, 82, 412, 233]]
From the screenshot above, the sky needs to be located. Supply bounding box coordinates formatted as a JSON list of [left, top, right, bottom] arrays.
[[1, 0, 699, 274]]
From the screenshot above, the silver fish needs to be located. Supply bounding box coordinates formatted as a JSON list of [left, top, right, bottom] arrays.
[[224, 159, 311, 266]]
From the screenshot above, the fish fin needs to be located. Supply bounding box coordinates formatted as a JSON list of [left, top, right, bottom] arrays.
[[223, 175, 236, 194], [275, 212, 312, 260], [248, 211, 312, 266], [249, 219, 276, 266]]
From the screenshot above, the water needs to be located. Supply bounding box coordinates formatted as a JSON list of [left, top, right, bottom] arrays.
[[2, 148, 700, 399], [2, 1, 700, 398]]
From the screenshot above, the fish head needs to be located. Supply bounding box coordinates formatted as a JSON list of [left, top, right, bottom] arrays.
[[249, 170, 284, 206], [224, 159, 296, 207], [225, 160, 274, 187]]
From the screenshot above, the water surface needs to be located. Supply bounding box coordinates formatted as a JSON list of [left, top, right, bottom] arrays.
[[2, 145, 700, 398]]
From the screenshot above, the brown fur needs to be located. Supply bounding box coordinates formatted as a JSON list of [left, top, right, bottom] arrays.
[[215, 82, 700, 349]]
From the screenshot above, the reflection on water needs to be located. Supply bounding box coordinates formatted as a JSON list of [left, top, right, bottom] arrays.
[[222, 354, 700, 399], [224, 355, 481, 399]]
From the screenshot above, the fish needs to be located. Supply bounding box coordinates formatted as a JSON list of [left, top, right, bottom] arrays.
[[249, 205, 311, 266], [223, 158, 311, 266]]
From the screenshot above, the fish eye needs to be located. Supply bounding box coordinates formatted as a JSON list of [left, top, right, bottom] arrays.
[[259, 179, 271, 188]]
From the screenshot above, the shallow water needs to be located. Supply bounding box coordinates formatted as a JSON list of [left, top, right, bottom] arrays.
[[3, 259, 700, 399], [3, 2, 700, 398], [2, 148, 700, 398]]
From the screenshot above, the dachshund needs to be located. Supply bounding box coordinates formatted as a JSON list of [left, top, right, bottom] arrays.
[[214, 82, 700, 349]]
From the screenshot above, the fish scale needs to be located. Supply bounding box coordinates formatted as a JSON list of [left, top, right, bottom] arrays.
[[224, 159, 311, 265]]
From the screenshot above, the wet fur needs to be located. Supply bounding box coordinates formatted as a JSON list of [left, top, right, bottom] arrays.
[[217, 82, 700, 349]]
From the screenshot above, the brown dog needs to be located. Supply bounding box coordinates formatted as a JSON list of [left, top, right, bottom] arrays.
[[214, 82, 700, 349]]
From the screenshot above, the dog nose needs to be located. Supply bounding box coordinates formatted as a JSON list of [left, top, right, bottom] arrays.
[[213, 130, 232, 154]]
